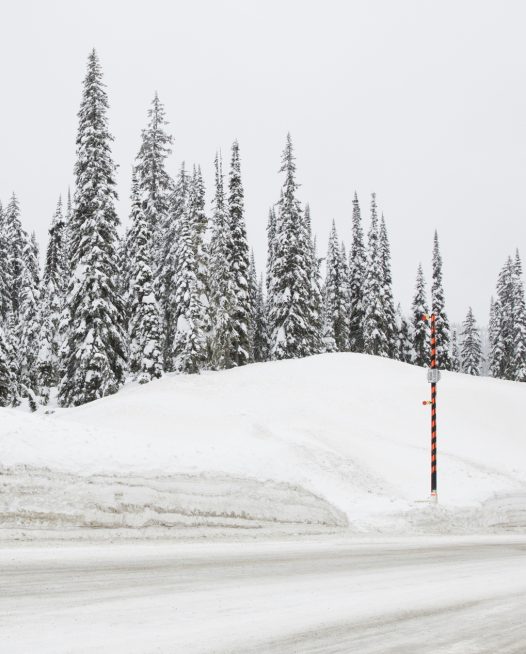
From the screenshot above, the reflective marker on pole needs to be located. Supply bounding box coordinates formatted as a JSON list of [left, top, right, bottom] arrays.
[[423, 313, 438, 503]]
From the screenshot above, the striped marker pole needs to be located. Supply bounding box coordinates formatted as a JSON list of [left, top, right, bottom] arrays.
[[430, 314, 437, 500]]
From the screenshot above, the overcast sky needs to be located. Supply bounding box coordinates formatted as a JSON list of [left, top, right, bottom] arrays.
[[1, 0, 525, 323]]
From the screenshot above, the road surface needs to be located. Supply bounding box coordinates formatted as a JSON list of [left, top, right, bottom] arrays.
[[1, 536, 525, 653]]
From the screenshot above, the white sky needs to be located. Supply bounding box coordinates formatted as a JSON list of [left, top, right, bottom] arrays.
[[1, 0, 525, 323]]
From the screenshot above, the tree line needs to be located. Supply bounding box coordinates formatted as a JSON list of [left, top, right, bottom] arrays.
[[1, 50, 525, 409]]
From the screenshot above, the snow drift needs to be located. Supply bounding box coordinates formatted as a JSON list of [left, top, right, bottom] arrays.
[[1, 353, 525, 537]]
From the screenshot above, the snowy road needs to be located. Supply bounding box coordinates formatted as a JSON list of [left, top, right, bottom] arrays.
[[1, 536, 526, 653]]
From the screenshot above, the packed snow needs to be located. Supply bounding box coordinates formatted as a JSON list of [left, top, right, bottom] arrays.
[[1, 353, 525, 538]]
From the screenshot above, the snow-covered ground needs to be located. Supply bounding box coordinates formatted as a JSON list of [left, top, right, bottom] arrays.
[[1, 353, 525, 537], [2, 536, 526, 653]]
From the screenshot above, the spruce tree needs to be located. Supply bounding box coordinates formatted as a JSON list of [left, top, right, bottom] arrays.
[[135, 92, 173, 282], [431, 231, 452, 369], [0, 201, 12, 320], [450, 329, 461, 372], [209, 153, 236, 369], [461, 307, 482, 375], [227, 140, 252, 366], [396, 303, 412, 363], [511, 250, 526, 381], [488, 296, 505, 378], [304, 204, 323, 355], [37, 197, 67, 402], [363, 194, 389, 357], [127, 170, 163, 383], [18, 232, 41, 402], [494, 257, 515, 379], [171, 167, 208, 373], [248, 250, 258, 362], [322, 221, 350, 351], [348, 192, 366, 352], [253, 273, 270, 362], [4, 193, 25, 315], [59, 50, 126, 406], [411, 263, 429, 366], [0, 323, 15, 406], [379, 213, 397, 358]]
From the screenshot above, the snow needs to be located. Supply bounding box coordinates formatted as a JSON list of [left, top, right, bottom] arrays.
[[1, 353, 526, 537]]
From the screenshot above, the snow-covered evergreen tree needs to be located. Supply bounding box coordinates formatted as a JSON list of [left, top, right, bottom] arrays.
[[37, 197, 67, 402], [460, 307, 482, 375], [247, 250, 258, 362], [0, 201, 12, 321], [127, 170, 163, 383], [431, 231, 451, 370], [253, 273, 269, 362], [0, 323, 15, 406], [450, 328, 461, 372], [268, 134, 318, 359], [511, 250, 526, 381], [363, 194, 389, 357], [411, 263, 429, 366], [322, 221, 350, 351], [227, 140, 252, 366], [379, 214, 397, 358], [4, 193, 25, 315], [58, 50, 126, 407], [171, 167, 208, 373], [135, 92, 173, 283], [209, 153, 236, 369], [395, 303, 412, 363], [348, 192, 366, 353], [493, 257, 515, 379]]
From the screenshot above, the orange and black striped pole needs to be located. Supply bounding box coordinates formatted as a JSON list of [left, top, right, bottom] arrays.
[[429, 313, 437, 500], [422, 313, 438, 501]]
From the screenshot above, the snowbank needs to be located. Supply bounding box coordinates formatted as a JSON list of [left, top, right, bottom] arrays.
[[1, 353, 525, 537]]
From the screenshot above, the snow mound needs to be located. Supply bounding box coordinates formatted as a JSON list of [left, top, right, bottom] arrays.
[[1, 353, 525, 537]]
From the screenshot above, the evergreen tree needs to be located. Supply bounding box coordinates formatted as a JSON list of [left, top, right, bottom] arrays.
[[4, 193, 25, 315], [18, 232, 41, 401], [431, 231, 452, 369], [450, 328, 461, 372], [253, 273, 270, 362], [127, 170, 163, 383], [511, 250, 526, 381], [348, 192, 366, 352], [171, 167, 208, 373], [247, 250, 258, 362], [411, 263, 429, 366], [0, 201, 12, 320], [379, 213, 397, 357], [322, 221, 350, 351], [59, 50, 126, 407], [267, 134, 318, 359], [37, 197, 67, 402], [0, 323, 15, 406], [395, 303, 412, 363], [460, 307, 482, 375], [363, 194, 389, 357], [488, 295, 505, 378], [493, 257, 515, 379], [304, 204, 323, 355], [160, 164, 188, 370], [227, 140, 252, 366], [135, 93, 173, 281], [209, 153, 236, 369]]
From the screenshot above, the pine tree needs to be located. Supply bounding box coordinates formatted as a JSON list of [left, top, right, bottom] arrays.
[[0, 323, 15, 406], [511, 250, 526, 381], [18, 232, 41, 402], [209, 153, 236, 369], [411, 263, 429, 366], [395, 303, 412, 363], [493, 257, 515, 379], [460, 307, 482, 375], [171, 167, 208, 373], [58, 50, 126, 407], [322, 221, 350, 351], [0, 201, 12, 320], [431, 231, 451, 369], [227, 140, 252, 366], [450, 329, 461, 372], [4, 193, 25, 315], [267, 134, 318, 359], [363, 194, 389, 357], [247, 250, 258, 362], [127, 170, 163, 383], [303, 204, 323, 355], [135, 93, 173, 282], [488, 296, 505, 378], [348, 192, 366, 353], [253, 274, 270, 362], [379, 214, 397, 358], [160, 164, 188, 370], [37, 197, 67, 402]]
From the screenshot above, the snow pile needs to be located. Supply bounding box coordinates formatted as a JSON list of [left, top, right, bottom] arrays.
[[1, 353, 525, 537]]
